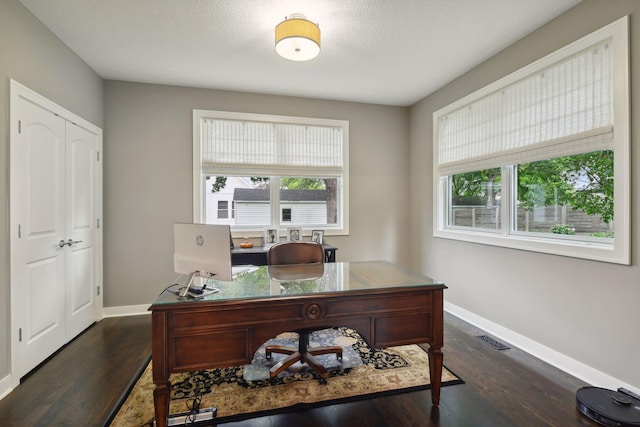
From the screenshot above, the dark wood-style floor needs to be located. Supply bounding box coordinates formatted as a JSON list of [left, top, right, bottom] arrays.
[[0, 313, 598, 427]]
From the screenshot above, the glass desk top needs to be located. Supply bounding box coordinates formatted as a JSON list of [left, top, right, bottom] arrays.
[[153, 261, 445, 306]]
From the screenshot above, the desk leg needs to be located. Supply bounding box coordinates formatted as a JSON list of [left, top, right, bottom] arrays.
[[153, 381, 171, 426], [427, 345, 443, 406], [428, 288, 444, 406], [152, 311, 170, 426]]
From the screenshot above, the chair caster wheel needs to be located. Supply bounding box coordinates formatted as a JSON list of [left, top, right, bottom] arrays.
[[319, 378, 327, 385]]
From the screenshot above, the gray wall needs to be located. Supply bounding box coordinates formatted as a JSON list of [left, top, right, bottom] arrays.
[[103, 81, 410, 307], [409, 0, 640, 390], [0, 1, 103, 381]]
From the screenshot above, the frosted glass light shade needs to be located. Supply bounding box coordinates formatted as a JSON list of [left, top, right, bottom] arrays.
[[275, 14, 320, 61]]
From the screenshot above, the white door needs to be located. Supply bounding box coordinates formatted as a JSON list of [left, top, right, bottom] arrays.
[[10, 81, 102, 383], [65, 122, 99, 339], [11, 97, 68, 379]]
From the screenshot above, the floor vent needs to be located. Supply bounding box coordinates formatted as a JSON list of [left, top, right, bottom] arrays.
[[477, 335, 510, 351]]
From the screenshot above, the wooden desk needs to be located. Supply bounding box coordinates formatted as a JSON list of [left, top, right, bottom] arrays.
[[149, 261, 446, 426], [231, 243, 337, 265]]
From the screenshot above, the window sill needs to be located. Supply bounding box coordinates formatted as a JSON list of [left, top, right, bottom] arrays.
[[434, 228, 628, 265]]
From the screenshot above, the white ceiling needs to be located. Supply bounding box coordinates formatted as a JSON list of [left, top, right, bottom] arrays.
[[19, 0, 581, 107]]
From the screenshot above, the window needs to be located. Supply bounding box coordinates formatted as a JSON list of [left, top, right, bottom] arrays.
[[217, 201, 229, 219], [193, 110, 349, 236], [448, 168, 502, 231], [433, 17, 629, 264], [282, 208, 292, 222]]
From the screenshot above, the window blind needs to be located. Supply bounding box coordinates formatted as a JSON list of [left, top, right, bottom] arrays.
[[437, 38, 613, 176], [200, 118, 344, 175]]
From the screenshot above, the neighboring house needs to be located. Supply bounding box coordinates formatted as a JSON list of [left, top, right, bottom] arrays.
[[204, 176, 253, 225], [205, 178, 328, 226], [234, 188, 327, 226]]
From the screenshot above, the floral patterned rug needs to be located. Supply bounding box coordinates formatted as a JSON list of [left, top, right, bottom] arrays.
[[110, 327, 462, 426]]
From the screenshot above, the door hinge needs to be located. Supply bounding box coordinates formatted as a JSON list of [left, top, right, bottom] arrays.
[[18, 224, 22, 238], [97, 286, 101, 296], [97, 151, 100, 162], [97, 218, 100, 229], [18, 120, 22, 134], [19, 328, 22, 342]]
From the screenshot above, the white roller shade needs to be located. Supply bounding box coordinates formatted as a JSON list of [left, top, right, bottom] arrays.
[[201, 118, 344, 175], [437, 39, 613, 176]]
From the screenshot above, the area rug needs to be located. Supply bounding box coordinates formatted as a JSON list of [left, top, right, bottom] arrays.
[[110, 327, 462, 426]]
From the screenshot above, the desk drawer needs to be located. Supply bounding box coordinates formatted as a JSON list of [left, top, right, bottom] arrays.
[[325, 292, 432, 318], [171, 304, 303, 330], [172, 328, 250, 371], [373, 312, 431, 347]]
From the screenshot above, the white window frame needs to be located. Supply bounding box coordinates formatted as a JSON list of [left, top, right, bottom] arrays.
[[193, 110, 350, 236], [433, 17, 630, 264]]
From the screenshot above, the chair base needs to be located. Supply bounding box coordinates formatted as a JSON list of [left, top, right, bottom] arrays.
[[265, 330, 343, 384]]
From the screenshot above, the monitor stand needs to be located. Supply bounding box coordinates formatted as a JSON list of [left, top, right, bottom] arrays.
[[179, 271, 217, 297]]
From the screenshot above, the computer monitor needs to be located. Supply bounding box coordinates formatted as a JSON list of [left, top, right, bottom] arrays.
[[173, 223, 232, 296]]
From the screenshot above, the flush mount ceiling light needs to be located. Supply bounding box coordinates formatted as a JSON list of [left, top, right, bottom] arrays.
[[275, 13, 321, 61]]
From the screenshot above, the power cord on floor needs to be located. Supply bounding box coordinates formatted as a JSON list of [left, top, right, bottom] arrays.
[[183, 381, 203, 426]]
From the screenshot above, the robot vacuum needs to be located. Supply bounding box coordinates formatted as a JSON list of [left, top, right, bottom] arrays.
[[576, 387, 640, 426]]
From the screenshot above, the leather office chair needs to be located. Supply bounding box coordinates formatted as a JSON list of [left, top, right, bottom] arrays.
[[265, 241, 342, 384], [266, 240, 325, 265]]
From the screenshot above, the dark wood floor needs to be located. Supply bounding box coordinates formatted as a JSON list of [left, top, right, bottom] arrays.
[[0, 313, 598, 427]]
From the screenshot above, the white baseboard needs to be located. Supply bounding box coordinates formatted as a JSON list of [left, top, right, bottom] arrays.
[[102, 304, 151, 318], [445, 301, 639, 395], [0, 374, 13, 401]]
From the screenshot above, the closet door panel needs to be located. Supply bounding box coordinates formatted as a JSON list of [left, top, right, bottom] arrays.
[[11, 96, 67, 379], [65, 122, 99, 339]]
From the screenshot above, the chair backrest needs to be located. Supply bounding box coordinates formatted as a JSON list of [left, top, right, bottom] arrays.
[[267, 241, 324, 265]]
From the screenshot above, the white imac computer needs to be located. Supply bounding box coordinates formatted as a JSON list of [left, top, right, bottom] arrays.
[[173, 223, 232, 297]]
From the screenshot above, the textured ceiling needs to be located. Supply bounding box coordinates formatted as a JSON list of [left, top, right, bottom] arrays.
[[19, 0, 581, 106]]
